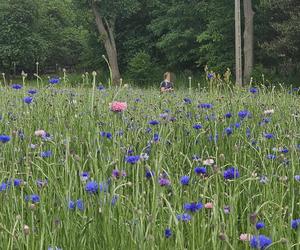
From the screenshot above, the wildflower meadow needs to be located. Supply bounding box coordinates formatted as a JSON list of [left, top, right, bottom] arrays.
[[0, 79, 300, 250]]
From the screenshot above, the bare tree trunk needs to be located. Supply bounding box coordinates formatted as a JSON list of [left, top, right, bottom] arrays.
[[243, 0, 254, 84], [235, 0, 243, 85], [91, 2, 121, 85]]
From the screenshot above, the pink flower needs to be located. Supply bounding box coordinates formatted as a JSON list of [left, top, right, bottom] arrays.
[[204, 202, 213, 209], [34, 130, 46, 137], [110, 101, 127, 112], [239, 233, 251, 241]]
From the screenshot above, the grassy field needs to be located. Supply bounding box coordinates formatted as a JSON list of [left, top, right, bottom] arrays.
[[0, 82, 300, 250]]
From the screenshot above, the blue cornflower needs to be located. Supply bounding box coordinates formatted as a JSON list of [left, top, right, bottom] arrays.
[[125, 155, 140, 164], [183, 98, 192, 104], [246, 128, 251, 138], [291, 219, 300, 229], [68, 200, 76, 210], [145, 169, 154, 179], [250, 87, 258, 94], [49, 77, 60, 84], [238, 110, 251, 119], [180, 175, 190, 185], [14, 179, 22, 187], [0, 182, 8, 191], [193, 124, 202, 130], [28, 89, 37, 95], [223, 167, 240, 179], [260, 176, 268, 184], [208, 133, 219, 142], [85, 181, 98, 194], [198, 103, 213, 109], [99, 182, 109, 192], [135, 98, 141, 102], [294, 175, 300, 182], [192, 155, 201, 161], [266, 154, 276, 160], [176, 213, 192, 222], [111, 195, 118, 206], [164, 228, 172, 238], [280, 148, 289, 154], [0, 135, 10, 143], [76, 199, 84, 210], [153, 133, 160, 142], [148, 120, 159, 125], [235, 123, 241, 128], [224, 112, 232, 118], [184, 202, 203, 212], [23, 96, 33, 104], [207, 73, 214, 79], [256, 221, 265, 230], [40, 150, 52, 158], [97, 85, 105, 91], [80, 172, 89, 181], [250, 235, 272, 249], [11, 84, 22, 89], [264, 133, 274, 139], [224, 127, 233, 135], [36, 179, 48, 188], [194, 166, 207, 175], [25, 194, 40, 203], [100, 132, 112, 139]]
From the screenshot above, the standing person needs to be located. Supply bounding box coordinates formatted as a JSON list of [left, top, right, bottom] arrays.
[[160, 72, 174, 92]]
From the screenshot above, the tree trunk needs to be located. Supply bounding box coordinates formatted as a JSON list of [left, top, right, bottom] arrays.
[[235, 0, 243, 85], [91, 2, 121, 85], [243, 0, 254, 84]]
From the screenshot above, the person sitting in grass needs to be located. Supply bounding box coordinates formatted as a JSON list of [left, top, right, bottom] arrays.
[[160, 72, 174, 93]]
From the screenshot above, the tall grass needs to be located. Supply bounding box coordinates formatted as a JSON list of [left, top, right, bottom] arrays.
[[0, 82, 299, 249]]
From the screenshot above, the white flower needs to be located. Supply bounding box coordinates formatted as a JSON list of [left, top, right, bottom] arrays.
[[263, 109, 274, 115], [203, 158, 214, 166]]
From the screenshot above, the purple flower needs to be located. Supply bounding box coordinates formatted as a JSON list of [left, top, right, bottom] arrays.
[[159, 178, 171, 186], [164, 228, 172, 238], [11, 84, 22, 89], [49, 78, 60, 84], [294, 175, 300, 182], [176, 213, 192, 222], [193, 124, 202, 130], [40, 150, 52, 158], [183, 98, 192, 104], [80, 172, 89, 181], [148, 120, 159, 125], [238, 110, 251, 119], [224, 127, 233, 135], [224, 112, 232, 118], [23, 96, 33, 104], [198, 103, 213, 109], [184, 202, 203, 212], [85, 181, 98, 194], [250, 87, 258, 94], [125, 155, 140, 164], [264, 133, 274, 139], [25, 194, 40, 203], [223, 167, 240, 179], [256, 221, 265, 230], [0, 135, 11, 143], [250, 235, 272, 249], [291, 218, 300, 229], [194, 166, 207, 175], [28, 89, 37, 95], [180, 175, 190, 185]]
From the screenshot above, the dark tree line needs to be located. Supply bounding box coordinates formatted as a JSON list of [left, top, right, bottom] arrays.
[[0, 0, 299, 84]]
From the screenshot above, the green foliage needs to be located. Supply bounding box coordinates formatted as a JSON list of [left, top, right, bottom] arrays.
[[197, 0, 235, 72], [148, 0, 204, 71], [126, 51, 160, 84]]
